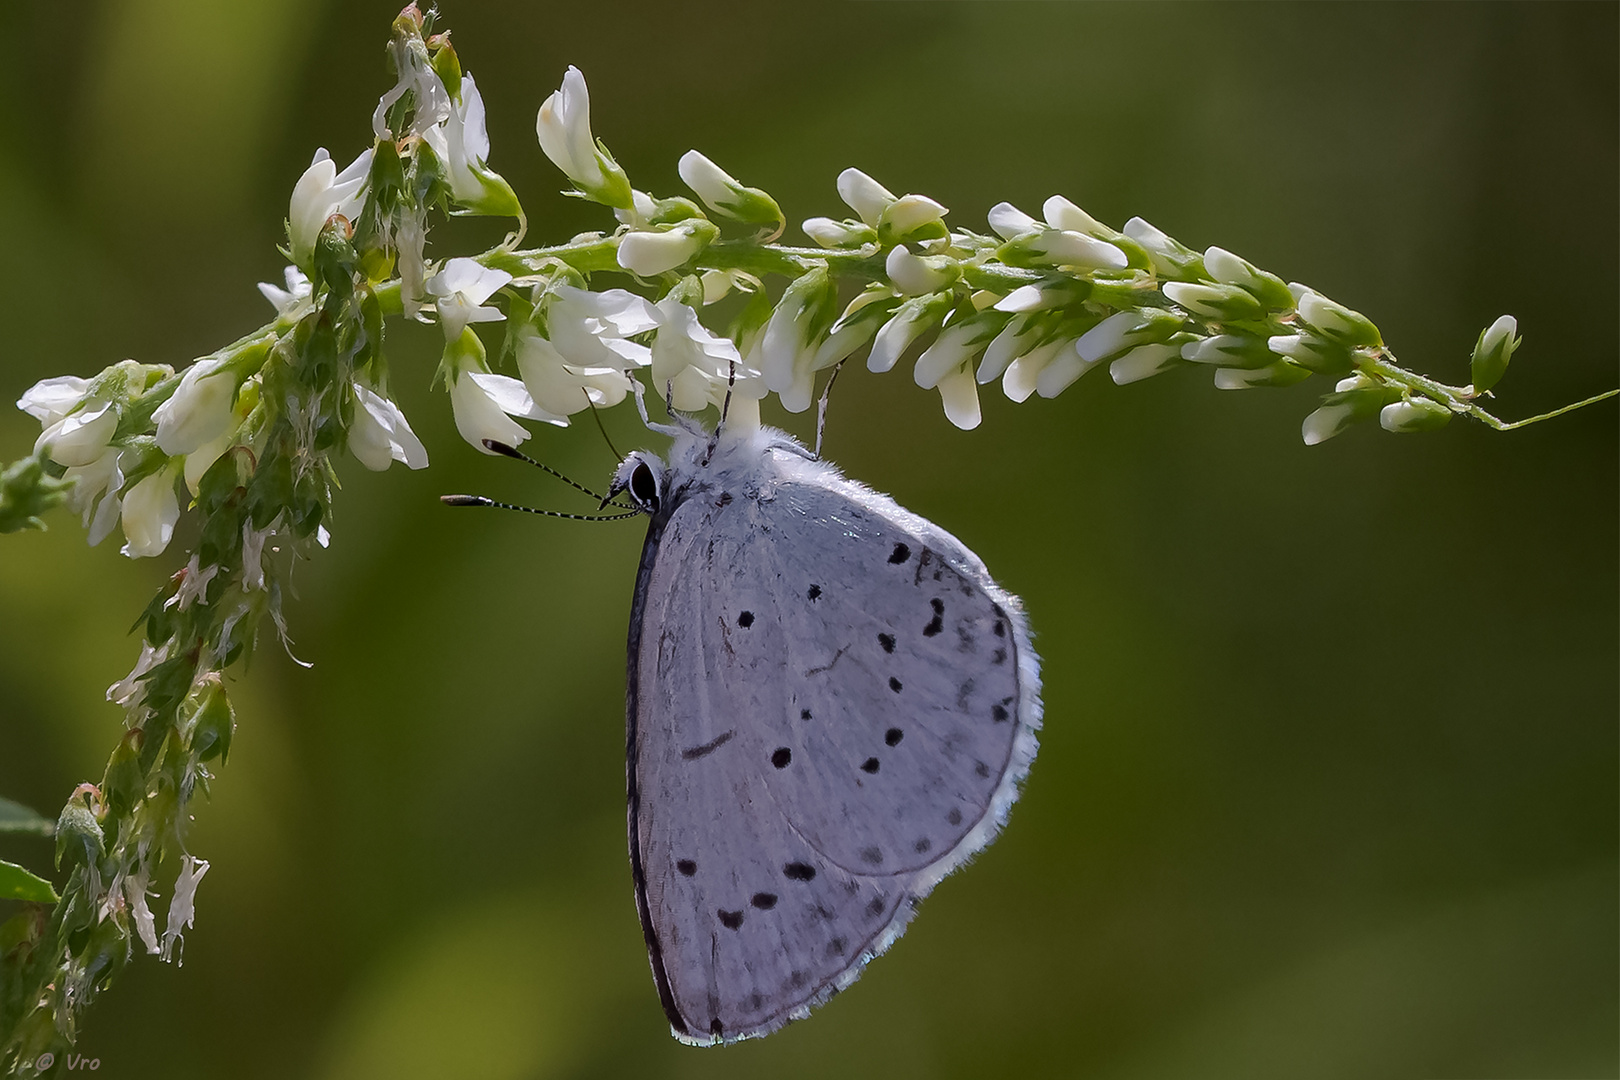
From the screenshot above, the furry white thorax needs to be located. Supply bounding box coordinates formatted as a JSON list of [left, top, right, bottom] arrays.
[[611, 422, 842, 515]]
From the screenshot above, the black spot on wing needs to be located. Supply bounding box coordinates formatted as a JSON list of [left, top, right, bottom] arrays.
[[718, 909, 744, 930], [924, 598, 945, 637], [885, 727, 903, 746], [861, 847, 884, 866], [738, 610, 754, 628], [771, 747, 792, 769], [783, 862, 816, 881], [888, 676, 903, 693], [976, 761, 991, 778], [992, 703, 1009, 722], [888, 542, 911, 564], [947, 808, 963, 826], [914, 838, 932, 854], [751, 892, 778, 910], [878, 632, 895, 653], [827, 937, 847, 957], [861, 757, 880, 773], [807, 583, 821, 601], [676, 859, 696, 876], [992, 647, 1007, 664], [800, 708, 812, 720], [865, 895, 886, 917]]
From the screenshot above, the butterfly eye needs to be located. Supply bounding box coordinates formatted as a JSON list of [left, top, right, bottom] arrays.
[[629, 461, 659, 511]]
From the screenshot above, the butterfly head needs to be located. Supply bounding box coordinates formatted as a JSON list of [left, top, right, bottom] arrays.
[[607, 450, 666, 514]]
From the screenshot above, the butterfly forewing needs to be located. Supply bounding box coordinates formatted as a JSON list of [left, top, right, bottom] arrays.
[[628, 442, 1039, 1045]]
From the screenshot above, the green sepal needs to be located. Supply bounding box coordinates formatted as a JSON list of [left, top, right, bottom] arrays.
[[1470, 318, 1521, 393], [429, 36, 462, 101], [100, 731, 146, 819], [190, 677, 236, 765]]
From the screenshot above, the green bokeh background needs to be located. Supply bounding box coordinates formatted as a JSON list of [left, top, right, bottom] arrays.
[[2, 2, 1616, 1077]]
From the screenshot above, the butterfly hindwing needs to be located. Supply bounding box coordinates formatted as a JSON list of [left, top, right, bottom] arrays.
[[627, 442, 1040, 1045]]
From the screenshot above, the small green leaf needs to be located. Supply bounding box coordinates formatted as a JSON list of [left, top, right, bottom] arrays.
[[0, 860, 57, 903], [0, 797, 53, 837]]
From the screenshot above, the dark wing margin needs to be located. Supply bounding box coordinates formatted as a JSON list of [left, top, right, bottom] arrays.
[[624, 502, 688, 1039]]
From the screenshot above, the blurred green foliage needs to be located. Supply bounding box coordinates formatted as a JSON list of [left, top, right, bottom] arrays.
[[0, 2, 1615, 1077]]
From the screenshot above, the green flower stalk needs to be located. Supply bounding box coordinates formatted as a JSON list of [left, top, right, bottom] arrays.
[[1, 3, 1614, 1070]]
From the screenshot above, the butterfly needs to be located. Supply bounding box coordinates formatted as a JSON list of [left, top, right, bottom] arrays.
[[604, 419, 1042, 1045]]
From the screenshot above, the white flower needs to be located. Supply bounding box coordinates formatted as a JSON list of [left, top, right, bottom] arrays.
[[978, 314, 1047, 383], [426, 257, 512, 341], [1203, 246, 1262, 291], [617, 222, 710, 277], [1180, 335, 1263, 367], [349, 384, 429, 471], [160, 855, 210, 964], [1163, 281, 1259, 320], [699, 268, 756, 305], [885, 245, 953, 296], [676, 150, 781, 231], [257, 266, 311, 315], [422, 72, 513, 214], [836, 168, 897, 228], [651, 294, 754, 412], [121, 467, 180, 560], [999, 337, 1068, 402], [1110, 343, 1184, 385], [537, 66, 605, 190], [1479, 314, 1517, 359], [1213, 361, 1311, 390], [515, 331, 633, 418], [801, 217, 875, 248], [288, 147, 373, 269], [1042, 195, 1109, 238], [546, 286, 658, 370], [17, 375, 91, 424], [757, 270, 837, 413], [397, 213, 428, 320], [154, 358, 236, 455], [871, 293, 951, 374], [936, 367, 981, 430], [993, 283, 1070, 313], [34, 400, 117, 468], [914, 317, 1002, 391], [450, 369, 563, 453], [63, 447, 125, 546], [1076, 311, 1149, 364], [987, 202, 1042, 240]]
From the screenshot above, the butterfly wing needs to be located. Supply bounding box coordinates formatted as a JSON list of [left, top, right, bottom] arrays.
[[627, 454, 1041, 1045]]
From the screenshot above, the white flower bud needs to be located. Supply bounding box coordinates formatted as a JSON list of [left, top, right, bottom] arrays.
[[1074, 311, 1144, 364], [1300, 403, 1357, 446], [1470, 314, 1520, 393], [1029, 230, 1127, 271], [993, 284, 1066, 313], [1035, 346, 1098, 399], [62, 448, 124, 546], [1295, 289, 1381, 346], [422, 72, 520, 217], [617, 221, 714, 277], [978, 314, 1045, 382], [986, 202, 1041, 241], [879, 194, 949, 239], [915, 318, 1001, 391], [1379, 396, 1452, 433], [801, 217, 876, 249], [1042, 195, 1107, 238], [349, 384, 429, 471], [885, 245, 953, 296], [537, 65, 604, 189], [257, 266, 311, 315], [1122, 216, 1202, 277], [154, 359, 236, 456], [871, 293, 951, 374], [836, 168, 897, 229], [1000, 337, 1068, 402], [120, 467, 180, 559], [1110, 343, 1183, 385], [1179, 334, 1270, 368], [677, 151, 782, 232], [1213, 361, 1311, 390], [1163, 281, 1263, 321]]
